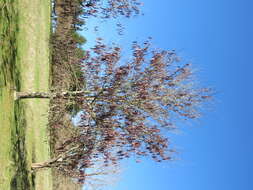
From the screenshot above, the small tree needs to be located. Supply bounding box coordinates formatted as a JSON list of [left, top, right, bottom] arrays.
[[16, 39, 212, 183], [71, 31, 87, 46]]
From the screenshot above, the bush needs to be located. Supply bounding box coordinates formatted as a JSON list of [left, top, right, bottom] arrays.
[[71, 31, 87, 46]]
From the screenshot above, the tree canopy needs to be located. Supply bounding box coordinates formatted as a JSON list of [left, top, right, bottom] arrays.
[[21, 0, 213, 186], [24, 38, 212, 183]]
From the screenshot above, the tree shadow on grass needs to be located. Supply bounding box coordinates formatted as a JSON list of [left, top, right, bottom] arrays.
[[10, 101, 34, 190], [1, 1, 35, 189]]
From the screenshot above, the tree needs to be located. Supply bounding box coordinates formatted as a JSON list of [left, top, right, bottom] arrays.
[[78, 0, 142, 19], [16, 39, 212, 183]]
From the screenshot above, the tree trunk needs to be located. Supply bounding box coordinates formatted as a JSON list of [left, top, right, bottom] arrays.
[[16, 92, 51, 99], [31, 155, 63, 170], [15, 90, 94, 100], [31, 145, 81, 170], [31, 161, 53, 169]]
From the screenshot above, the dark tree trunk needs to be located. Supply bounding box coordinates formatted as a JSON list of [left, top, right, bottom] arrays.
[[15, 90, 93, 100], [16, 92, 51, 99]]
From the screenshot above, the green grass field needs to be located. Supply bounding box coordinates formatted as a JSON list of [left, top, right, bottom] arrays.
[[0, 0, 52, 189]]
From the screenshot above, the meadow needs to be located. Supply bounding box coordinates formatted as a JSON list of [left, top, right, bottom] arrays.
[[0, 0, 52, 189]]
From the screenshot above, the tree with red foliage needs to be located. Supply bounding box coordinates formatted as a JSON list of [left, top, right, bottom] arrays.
[[17, 39, 211, 183]]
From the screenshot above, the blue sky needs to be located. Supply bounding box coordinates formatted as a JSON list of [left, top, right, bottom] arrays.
[[82, 0, 253, 189]]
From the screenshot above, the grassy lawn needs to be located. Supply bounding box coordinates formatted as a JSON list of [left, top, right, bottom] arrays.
[[0, 1, 22, 188], [0, 0, 52, 189]]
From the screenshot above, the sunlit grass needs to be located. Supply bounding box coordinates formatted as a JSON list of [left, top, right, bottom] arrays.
[[0, 0, 52, 189]]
